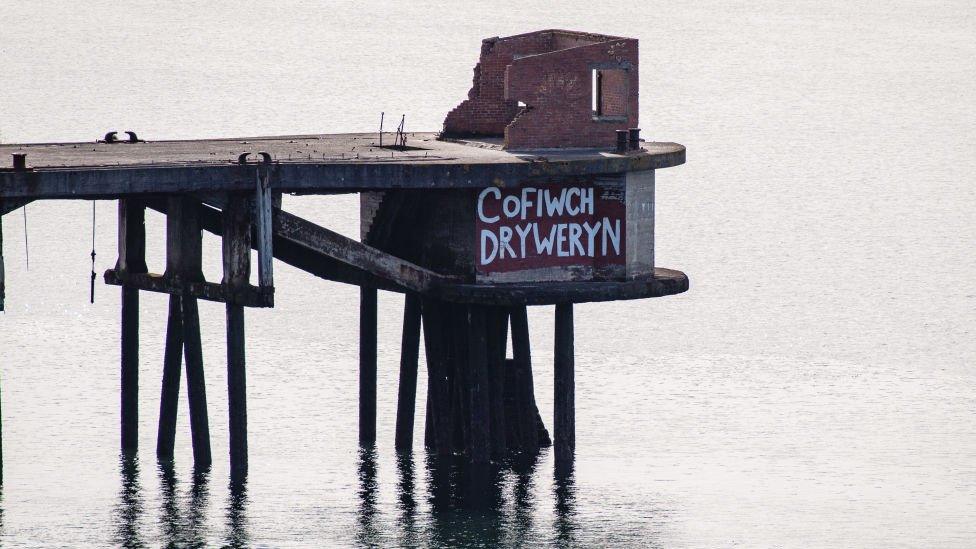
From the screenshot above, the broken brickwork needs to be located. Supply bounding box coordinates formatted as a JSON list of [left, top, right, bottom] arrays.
[[442, 30, 638, 150]]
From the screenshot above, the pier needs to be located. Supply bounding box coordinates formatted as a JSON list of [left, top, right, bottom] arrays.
[[0, 30, 687, 483]]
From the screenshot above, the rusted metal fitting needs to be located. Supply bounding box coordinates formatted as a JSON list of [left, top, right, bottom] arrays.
[[238, 151, 273, 164], [12, 153, 27, 171], [615, 130, 628, 153], [628, 128, 641, 150], [100, 131, 142, 144]]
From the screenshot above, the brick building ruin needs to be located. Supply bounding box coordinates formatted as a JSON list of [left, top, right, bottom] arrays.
[[442, 30, 639, 150]]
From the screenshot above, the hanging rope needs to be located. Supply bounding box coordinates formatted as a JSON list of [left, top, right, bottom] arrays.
[[22, 204, 29, 270], [90, 201, 97, 304]]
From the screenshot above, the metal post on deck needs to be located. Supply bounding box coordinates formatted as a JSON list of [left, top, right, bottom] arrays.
[[554, 303, 575, 467], [359, 286, 378, 446], [118, 199, 147, 455]]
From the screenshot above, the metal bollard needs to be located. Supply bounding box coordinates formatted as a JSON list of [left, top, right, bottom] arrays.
[[615, 130, 628, 153]]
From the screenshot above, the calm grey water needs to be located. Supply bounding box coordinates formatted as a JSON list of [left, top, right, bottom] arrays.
[[1, 1, 975, 547]]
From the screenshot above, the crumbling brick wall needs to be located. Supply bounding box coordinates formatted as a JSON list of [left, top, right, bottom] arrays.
[[442, 30, 637, 150], [504, 38, 638, 149], [442, 33, 554, 137]]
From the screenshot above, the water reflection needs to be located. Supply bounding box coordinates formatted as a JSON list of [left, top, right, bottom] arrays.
[[355, 449, 568, 548], [553, 463, 578, 548], [114, 455, 145, 548], [356, 446, 381, 547], [395, 451, 421, 546], [156, 462, 211, 547], [112, 457, 250, 547], [224, 477, 250, 548], [510, 453, 541, 544]]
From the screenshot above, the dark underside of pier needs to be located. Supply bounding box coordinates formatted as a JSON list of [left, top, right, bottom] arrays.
[[0, 131, 687, 483]]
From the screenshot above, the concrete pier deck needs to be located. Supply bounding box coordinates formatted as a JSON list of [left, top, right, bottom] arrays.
[[0, 132, 684, 199]]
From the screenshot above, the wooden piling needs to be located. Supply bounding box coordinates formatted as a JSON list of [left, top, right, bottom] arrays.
[[509, 306, 539, 452], [226, 305, 246, 478], [157, 194, 188, 460], [553, 303, 575, 464], [155, 294, 183, 460], [223, 193, 251, 479], [170, 196, 211, 466], [421, 299, 453, 456], [0, 216, 3, 478], [118, 199, 147, 454], [450, 304, 470, 451], [1, 214, 5, 311], [424, 396, 433, 450], [467, 306, 490, 464], [487, 308, 508, 458], [359, 286, 378, 446], [395, 293, 422, 451], [254, 167, 274, 289], [182, 297, 211, 467]]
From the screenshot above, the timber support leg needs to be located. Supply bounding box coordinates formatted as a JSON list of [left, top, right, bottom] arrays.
[[226, 305, 247, 479], [1, 213, 5, 311], [118, 199, 147, 455], [466, 306, 490, 464], [553, 303, 575, 468], [359, 286, 377, 446], [0, 259, 2, 479], [223, 193, 251, 480], [168, 196, 212, 467], [182, 297, 212, 467], [510, 306, 540, 452], [487, 308, 508, 459], [422, 299, 453, 456], [156, 294, 183, 460], [395, 293, 422, 451]]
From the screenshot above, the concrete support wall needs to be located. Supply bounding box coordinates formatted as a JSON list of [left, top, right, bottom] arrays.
[[625, 170, 655, 279]]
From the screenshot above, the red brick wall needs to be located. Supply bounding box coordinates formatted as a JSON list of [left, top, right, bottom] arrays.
[[442, 33, 555, 136], [442, 30, 639, 149], [597, 69, 629, 117], [504, 39, 638, 149]]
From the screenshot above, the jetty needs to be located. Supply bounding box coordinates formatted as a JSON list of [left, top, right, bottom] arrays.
[[0, 29, 687, 482]]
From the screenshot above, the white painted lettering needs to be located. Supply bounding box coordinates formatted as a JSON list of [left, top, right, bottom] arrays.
[[569, 223, 585, 256], [477, 187, 501, 224], [556, 223, 569, 257], [534, 224, 557, 255], [514, 223, 533, 258], [603, 217, 621, 255], [580, 187, 594, 215], [544, 189, 567, 216], [499, 226, 516, 259], [582, 220, 602, 256], [566, 188, 580, 215], [520, 187, 536, 220], [502, 195, 521, 218], [481, 229, 498, 264]]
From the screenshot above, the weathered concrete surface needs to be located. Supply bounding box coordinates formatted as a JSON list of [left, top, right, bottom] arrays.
[[0, 133, 684, 199]]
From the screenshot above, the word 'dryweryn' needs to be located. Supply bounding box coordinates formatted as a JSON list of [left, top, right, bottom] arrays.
[[476, 185, 625, 272]]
